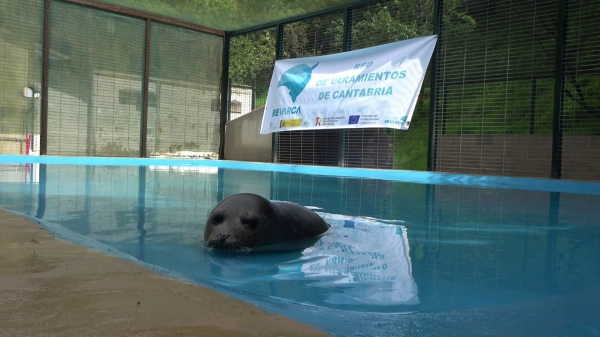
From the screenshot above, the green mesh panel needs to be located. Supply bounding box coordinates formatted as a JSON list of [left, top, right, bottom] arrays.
[[147, 22, 222, 157], [433, 0, 557, 178], [275, 11, 344, 167], [560, 0, 600, 180], [0, 0, 44, 154], [346, 0, 434, 170], [47, 1, 146, 157], [229, 27, 276, 121]]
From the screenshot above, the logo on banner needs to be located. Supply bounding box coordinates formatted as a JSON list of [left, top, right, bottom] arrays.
[[315, 117, 323, 126], [348, 115, 360, 124], [278, 62, 319, 103], [280, 118, 303, 128], [384, 115, 408, 125]]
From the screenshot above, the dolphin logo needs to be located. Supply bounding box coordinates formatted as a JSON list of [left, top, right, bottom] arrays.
[[277, 62, 319, 103]]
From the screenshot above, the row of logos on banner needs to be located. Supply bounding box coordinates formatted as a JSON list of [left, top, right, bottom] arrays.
[[269, 113, 408, 129]]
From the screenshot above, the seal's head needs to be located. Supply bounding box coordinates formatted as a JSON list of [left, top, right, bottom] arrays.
[[204, 194, 278, 251]]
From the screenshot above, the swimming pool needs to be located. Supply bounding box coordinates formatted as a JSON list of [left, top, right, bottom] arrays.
[[1, 155, 600, 336]]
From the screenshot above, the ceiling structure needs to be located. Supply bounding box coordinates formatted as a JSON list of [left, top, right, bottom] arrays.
[[97, 0, 368, 31]]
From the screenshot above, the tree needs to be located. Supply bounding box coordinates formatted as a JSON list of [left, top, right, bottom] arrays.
[[229, 29, 276, 88], [229, 0, 476, 86]]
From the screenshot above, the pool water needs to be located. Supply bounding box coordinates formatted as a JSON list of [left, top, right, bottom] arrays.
[[1, 160, 600, 336]]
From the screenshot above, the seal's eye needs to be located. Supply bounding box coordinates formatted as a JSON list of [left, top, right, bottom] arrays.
[[211, 214, 224, 226], [242, 218, 260, 230]]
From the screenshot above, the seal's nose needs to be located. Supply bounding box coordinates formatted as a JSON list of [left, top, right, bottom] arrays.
[[218, 234, 231, 246], [208, 233, 231, 248]]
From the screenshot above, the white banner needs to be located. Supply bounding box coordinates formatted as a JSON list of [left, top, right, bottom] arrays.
[[261, 35, 437, 134]]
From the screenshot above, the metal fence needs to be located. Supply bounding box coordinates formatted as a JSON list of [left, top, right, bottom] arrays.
[[2, 0, 599, 180], [228, 0, 600, 180], [0, 0, 222, 158]]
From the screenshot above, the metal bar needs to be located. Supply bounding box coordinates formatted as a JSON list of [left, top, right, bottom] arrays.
[[544, 191, 560, 289], [218, 33, 230, 160], [342, 7, 352, 52], [61, 0, 224, 36], [0, 137, 27, 142], [217, 168, 224, 201], [86, 79, 96, 156], [228, 0, 382, 37], [529, 78, 537, 135], [35, 164, 47, 219], [418, 183, 436, 296], [269, 171, 277, 202], [136, 166, 147, 258], [551, 0, 567, 179], [338, 7, 353, 167], [441, 85, 447, 135], [40, 0, 51, 155], [272, 24, 285, 163], [140, 18, 151, 158], [275, 23, 284, 61], [252, 80, 256, 111], [427, 0, 442, 171], [440, 73, 556, 86]]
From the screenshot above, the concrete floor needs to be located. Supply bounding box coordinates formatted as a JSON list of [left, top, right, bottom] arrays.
[[0, 209, 330, 337]]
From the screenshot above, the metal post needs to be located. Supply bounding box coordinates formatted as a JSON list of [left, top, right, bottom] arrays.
[[271, 24, 285, 163], [40, 0, 51, 155], [529, 79, 537, 135], [275, 23, 284, 60], [441, 85, 447, 135], [544, 192, 560, 289], [218, 33, 230, 160], [140, 18, 151, 158], [252, 80, 256, 110], [35, 164, 47, 219], [427, 0, 443, 171], [342, 7, 352, 52], [338, 7, 353, 167], [551, 0, 567, 179], [136, 166, 147, 258]]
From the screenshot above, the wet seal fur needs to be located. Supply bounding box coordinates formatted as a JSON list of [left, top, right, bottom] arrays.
[[204, 193, 329, 252]]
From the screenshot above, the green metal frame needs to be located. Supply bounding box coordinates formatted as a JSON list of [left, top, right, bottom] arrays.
[[427, 0, 442, 171], [31, 0, 578, 179], [551, 0, 567, 179], [140, 18, 151, 158], [38, 0, 224, 157], [218, 34, 230, 160]]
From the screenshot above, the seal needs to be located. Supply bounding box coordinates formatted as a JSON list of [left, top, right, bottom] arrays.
[[204, 193, 329, 251]]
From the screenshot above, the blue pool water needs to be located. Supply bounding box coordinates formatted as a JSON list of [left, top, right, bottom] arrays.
[[1, 156, 600, 336]]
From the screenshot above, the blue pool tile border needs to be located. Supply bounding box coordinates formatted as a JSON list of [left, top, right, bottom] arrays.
[[2, 154, 599, 195]]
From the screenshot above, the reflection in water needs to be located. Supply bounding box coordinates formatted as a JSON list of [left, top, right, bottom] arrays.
[[292, 214, 419, 306], [1, 163, 600, 336], [202, 214, 419, 309]]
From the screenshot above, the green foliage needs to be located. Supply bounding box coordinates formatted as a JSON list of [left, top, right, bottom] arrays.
[[229, 29, 276, 85], [394, 93, 430, 171], [351, 0, 432, 50], [438, 0, 600, 136], [441, 79, 555, 136], [283, 15, 344, 59], [99, 0, 359, 31], [563, 75, 600, 135]]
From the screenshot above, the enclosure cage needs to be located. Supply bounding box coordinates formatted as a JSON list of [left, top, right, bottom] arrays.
[[1, 0, 599, 180]]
